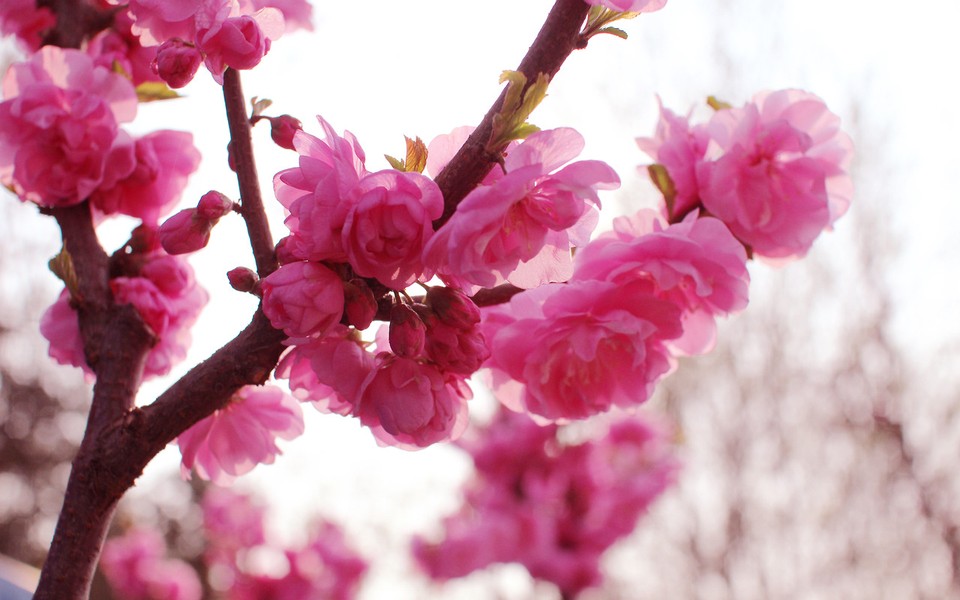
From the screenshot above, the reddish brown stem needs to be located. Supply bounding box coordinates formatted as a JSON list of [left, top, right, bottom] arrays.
[[433, 0, 591, 228], [222, 68, 279, 278]]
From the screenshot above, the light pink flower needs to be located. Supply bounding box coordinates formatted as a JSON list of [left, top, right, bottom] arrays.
[[248, 0, 314, 32], [101, 529, 202, 600], [260, 261, 345, 339], [93, 130, 201, 224], [357, 354, 471, 449], [178, 385, 304, 484], [573, 209, 749, 354], [696, 89, 854, 260], [87, 13, 163, 86], [274, 116, 367, 262], [482, 280, 683, 421], [0, 47, 138, 206], [424, 128, 619, 290], [584, 0, 668, 12], [342, 169, 443, 289]]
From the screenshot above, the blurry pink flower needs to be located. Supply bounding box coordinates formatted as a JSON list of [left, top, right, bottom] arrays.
[[202, 488, 268, 568], [483, 280, 683, 421], [424, 128, 619, 290], [101, 529, 202, 600], [584, 0, 668, 12], [87, 13, 163, 86], [573, 209, 749, 354], [153, 39, 204, 88], [342, 169, 443, 289], [696, 89, 854, 260], [178, 385, 304, 484], [0, 47, 138, 206], [274, 116, 367, 262], [358, 355, 471, 449], [40, 290, 90, 376], [249, 0, 314, 32], [261, 261, 345, 339], [636, 101, 710, 220], [93, 130, 201, 224], [0, 0, 55, 50]]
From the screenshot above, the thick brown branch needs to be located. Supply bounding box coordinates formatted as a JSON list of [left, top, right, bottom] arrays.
[[222, 68, 279, 278], [432, 0, 591, 227]]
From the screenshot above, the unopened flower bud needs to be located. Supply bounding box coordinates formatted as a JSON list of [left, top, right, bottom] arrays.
[[426, 286, 481, 329], [343, 278, 377, 330], [275, 236, 299, 265], [227, 266, 260, 293], [389, 303, 426, 358], [153, 39, 202, 89], [159, 209, 213, 255], [270, 115, 303, 150], [197, 190, 234, 220]]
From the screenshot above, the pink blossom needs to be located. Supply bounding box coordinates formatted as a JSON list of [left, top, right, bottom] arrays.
[[342, 170, 443, 289], [268, 114, 303, 150], [424, 128, 619, 290], [117, 0, 224, 47], [342, 278, 377, 329], [101, 529, 202, 600], [0, 0, 55, 50], [0, 47, 138, 206], [584, 0, 668, 12], [389, 303, 427, 358], [419, 287, 488, 376], [357, 355, 471, 449], [573, 209, 749, 354], [636, 101, 710, 220], [93, 130, 201, 224], [482, 280, 683, 421], [248, 0, 314, 32], [198, 12, 281, 82], [274, 116, 367, 262], [153, 39, 204, 88], [87, 13, 163, 86], [202, 488, 268, 568], [40, 290, 90, 376], [425, 126, 507, 185], [696, 89, 854, 260], [158, 208, 215, 254], [260, 261, 345, 339], [178, 385, 304, 484]]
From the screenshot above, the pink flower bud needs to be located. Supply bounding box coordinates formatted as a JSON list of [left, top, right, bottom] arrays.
[[389, 303, 426, 358], [275, 236, 299, 265], [196, 190, 234, 220], [158, 209, 214, 255], [227, 267, 259, 293], [426, 286, 481, 329], [343, 278, 377, 330], [270, 115, 303, 150], [153, 39, 202, 89]]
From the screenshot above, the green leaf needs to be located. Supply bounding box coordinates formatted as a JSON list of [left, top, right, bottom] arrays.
[[647, 164, 678, 219], [487, 71, 550, 151], [707, 95, 733, 111], [135, 81, 180, 103], [49, 245, 81, 301], [598, 26, 629, 39], [384, 154, 405, 171]]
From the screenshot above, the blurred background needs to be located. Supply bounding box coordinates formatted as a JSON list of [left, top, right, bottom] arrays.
[[2, 0, 960, 598]]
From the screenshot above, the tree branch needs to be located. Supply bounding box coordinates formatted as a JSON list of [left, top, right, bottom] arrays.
[[432, 0, 591, 228]]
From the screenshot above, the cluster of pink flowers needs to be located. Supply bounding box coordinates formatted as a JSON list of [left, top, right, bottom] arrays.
[[101, 529, 202, 600], [103, 489, 367, 600], [41, 228, 208, 380], [414, 410, 678, 598], [178, 385, 304, 484], [639, 89, 854, 260]]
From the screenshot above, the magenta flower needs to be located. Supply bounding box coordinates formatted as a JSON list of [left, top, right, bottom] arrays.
[[342, 169, 443, 289], [198, 12, 282, 82], [260, 261, 345, 340], [153, 39, 204, 89], [101, 529, 202, 600], [0, 0, 55, 51], [177, 385, 304, 484], [0, 47, 137, 206], [573, 209, 750, 354], [697, 89, 854, 260], [424, 127, 619, 290], [358, 354, 471, 449], [584, 0, 668, 12], [274, 116, 368, 262], [483, 280, 683, 421]]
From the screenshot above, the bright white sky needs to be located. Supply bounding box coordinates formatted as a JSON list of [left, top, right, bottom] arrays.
[[4, 0, 960, 597]]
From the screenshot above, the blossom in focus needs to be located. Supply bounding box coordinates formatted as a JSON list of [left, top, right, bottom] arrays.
[[260, 260, 345, 339], [101, 529, 202, 600], [482, 280, 683, 421], [415, 410, 678, 598], [696, 89, 854, 260], [584, 0, 668, 12], [424, 127, 619, 291], [573, 209, 749, 355], [177, 385, 304, 484], [198, 11, 283, 83], [0, 47, 137, 206]]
